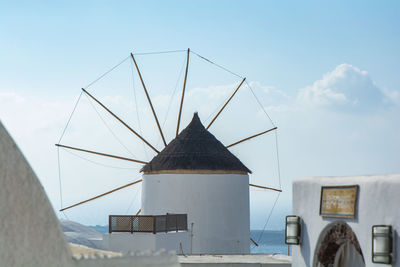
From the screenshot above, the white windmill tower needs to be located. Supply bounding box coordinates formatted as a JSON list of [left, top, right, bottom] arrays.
[[56, 49, 281, 254], [140, 112, 251, 254]]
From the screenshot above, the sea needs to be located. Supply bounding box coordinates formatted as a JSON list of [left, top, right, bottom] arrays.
[[88, 226, 289, 255], [250, 230, 290, 255]]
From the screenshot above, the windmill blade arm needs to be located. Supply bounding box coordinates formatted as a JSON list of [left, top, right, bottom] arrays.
[[249, 183, 282, 192], [56, 144, 148, 164], [81, 88, 159, 154], [176, 48, 190, 137], [226, 127, 277, 148], [60, 179, 143, 211], [130, 53, 167, 147], [206, 77, 246, 130], [250, 237, 259, 247]]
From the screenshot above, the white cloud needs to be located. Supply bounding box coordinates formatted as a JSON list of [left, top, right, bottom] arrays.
[[0, 92, 71, 137], [259, 84, 290, 100], [382, 87, 400, 105], [0, 92, 25, 104], [243, 81, 293, 115], [186, 83, 236, 100], [297, 64, 386, 110]]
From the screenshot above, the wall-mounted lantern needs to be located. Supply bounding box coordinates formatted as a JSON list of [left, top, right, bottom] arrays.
[[285, 215, 301, 245], [372, 225, 393, 264]]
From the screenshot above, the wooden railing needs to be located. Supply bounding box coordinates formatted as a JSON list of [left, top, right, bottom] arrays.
[[109, 214, 187, 234]]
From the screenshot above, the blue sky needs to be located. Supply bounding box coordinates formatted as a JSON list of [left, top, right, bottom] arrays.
[[1, 1, 399, 229], [2, 1, 399, 95]]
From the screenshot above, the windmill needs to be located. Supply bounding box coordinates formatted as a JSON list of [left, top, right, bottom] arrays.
[[56, 49, 282, 254]]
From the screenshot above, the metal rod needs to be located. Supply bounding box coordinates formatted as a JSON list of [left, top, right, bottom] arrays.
[[206, 77, 246, 130], [249, 183, 282, 192], [131, 208, 142, 234], [55, 144, 148, 164], [250, 237, 259, 247], [226, 127, 277, 148], [109, 215, 111, 233], [60, 179, 143, 211], [130, 53, 167, 147], [82, 88, 159, 153], [176, 48, 190, 137]]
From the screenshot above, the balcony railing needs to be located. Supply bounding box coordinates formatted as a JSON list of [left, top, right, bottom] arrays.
[[109, 214, 187, 234]]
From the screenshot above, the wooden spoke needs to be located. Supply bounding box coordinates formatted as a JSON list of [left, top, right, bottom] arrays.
[[226, 127, 277, 148], [82, 88, 159, 154], [249, 183, 282, 192], [206, 77, 246, 130], [56, 144, 148, 164], [176, 48, 190, 137], [60, 179, 143, 211], [250, 237, 259, 247], [134, 208, 142, 217], [130, 53, 167, 147]]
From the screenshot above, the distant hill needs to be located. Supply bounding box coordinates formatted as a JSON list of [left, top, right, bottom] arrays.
[[60, 220, 103, 248], [88, 225, 108, 234]]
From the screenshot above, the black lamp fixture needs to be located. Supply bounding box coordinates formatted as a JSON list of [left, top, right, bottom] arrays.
[[372, 225, 394, 264], [285, 215, 301, 245]]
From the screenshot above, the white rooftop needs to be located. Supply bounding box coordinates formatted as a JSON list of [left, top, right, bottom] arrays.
[[178, 254, 291, 265]]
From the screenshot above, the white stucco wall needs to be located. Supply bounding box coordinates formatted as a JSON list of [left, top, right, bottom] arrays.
[[141, 173, 250, 254], [0, 121, 73, 267], [74, 251, 180, 267], [100, 232, 190, 254], [292, 174, 400, 267], [0, 121, 181, 267]]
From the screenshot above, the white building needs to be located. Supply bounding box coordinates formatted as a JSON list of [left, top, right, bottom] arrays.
[[100, 113, 251, 254], [291, 174, 400, 267], [0, 120, 180, 267]]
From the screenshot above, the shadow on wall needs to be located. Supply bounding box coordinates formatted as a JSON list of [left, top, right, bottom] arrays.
[[301, 221, 311, 266]]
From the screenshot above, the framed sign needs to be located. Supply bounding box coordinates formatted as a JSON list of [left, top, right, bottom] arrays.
[[319, 185, 358, 218]]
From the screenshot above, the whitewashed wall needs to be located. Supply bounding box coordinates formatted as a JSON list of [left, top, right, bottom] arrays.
[[292, 174, 400, 267], [100, 232, 190, 254], [141, 173, 250, 254], [0, 121, 72, 267], [0, 121, 181, 267], [74, 252, 180, 267]]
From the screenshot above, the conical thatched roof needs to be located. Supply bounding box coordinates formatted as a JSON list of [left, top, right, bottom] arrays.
[[141, 113, 251, 174]]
